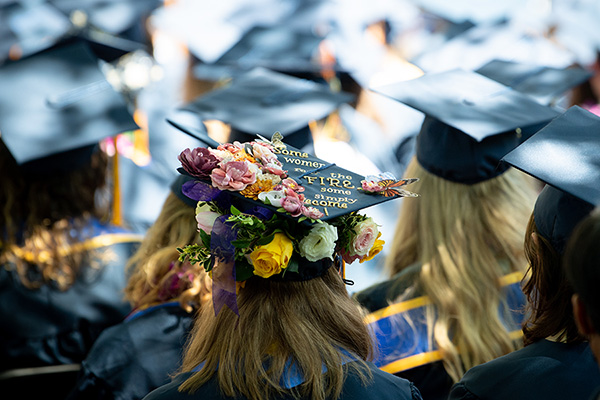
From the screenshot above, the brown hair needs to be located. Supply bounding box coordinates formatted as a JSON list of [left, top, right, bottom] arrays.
[[0, 140, 110, 290], [522, 214, 586, 345], [178, 267, 373, 400], [124, 193, 211, 312], [564, 208, 600, 331], [385, 158, 537, 381]]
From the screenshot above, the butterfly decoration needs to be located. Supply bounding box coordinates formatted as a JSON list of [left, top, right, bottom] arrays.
[[360, 172, 419, 198], [256, 131, 287, 151]]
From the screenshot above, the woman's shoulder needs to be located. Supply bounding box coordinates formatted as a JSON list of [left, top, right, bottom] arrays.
[[142, 363, 424, 400], [341, 361, 423, 400], [449, 340, 600, 400], [353, 263, 422, 313]]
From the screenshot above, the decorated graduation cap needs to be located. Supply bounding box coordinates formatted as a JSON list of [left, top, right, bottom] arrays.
[[172, 129, 419, 315], [170, 67, 355, 150], [372, 69, 560, 184], [0, 38, 138, 174], [502, 106, 600, 254], [475, 60, 592, 106]]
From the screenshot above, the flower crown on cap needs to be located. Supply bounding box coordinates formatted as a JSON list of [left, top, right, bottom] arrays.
[[176, 133, 418, 314]]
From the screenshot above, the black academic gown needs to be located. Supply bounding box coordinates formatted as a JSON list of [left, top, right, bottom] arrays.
[[66, 302, 194, 400], [0, 220, 142, 371], [142, 361, 423, 400], [448, 340, 600, 400], [353, 263, 526, 400]]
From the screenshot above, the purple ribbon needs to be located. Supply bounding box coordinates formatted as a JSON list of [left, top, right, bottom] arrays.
[[210, 215, 239, 316], [182, 180, 221, 202]]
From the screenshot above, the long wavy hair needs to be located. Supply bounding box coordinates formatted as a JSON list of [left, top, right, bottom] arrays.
[[0, 140, 110, 290], [124, 193, 211, 313], [178, 267, 373, 400], [385, 157, 537, 382], [521, 214, 585, 345]]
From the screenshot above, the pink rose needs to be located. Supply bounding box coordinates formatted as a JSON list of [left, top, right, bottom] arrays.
[[281, 178, 304, 193], [361, 180, 384, 193], [302, 206, 324, 220], [264, 163, 287, 176], [211, 161, 257, 191], [252, 143, 279, 164], [281, 194, 304, 217], [217, 142, 244, 154], [350, 218, 379, 257], [195, 203, 219, 234], [340, 249, 362, 264]]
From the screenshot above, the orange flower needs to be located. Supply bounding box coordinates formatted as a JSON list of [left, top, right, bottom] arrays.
[[240, 178, 274, 200]]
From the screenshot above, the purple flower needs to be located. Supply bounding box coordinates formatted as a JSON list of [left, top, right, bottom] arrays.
[[178, 147, 219, 179]]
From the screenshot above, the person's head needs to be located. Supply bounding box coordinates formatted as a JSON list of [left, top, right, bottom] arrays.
[[500, 105, 600, 345], [180, 267, 372, 400], [521, 190, 592, 345], [386, 156, 537, 381], [0, 139, 111, 290], [0, 39, 137, 290], [375, 69, 556, 381], [169, 134, 417, 400], [565, 208, 600, 366], [123, 177, 211, 312]]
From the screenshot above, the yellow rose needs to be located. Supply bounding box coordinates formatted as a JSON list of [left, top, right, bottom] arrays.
[[359, 233, 385, 264], [249, 233, 293, 278]]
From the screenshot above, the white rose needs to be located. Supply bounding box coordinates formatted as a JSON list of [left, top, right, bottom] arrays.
[[258, 190, 286, 207], [298, 223, 338, 262], [195, 202, 220, 234]]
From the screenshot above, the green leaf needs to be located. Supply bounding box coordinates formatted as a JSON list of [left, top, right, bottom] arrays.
[[230, 205, 241, 215], [286, 257, 299, 274], [236, 260, 256, 281], [231, 239, 252, 248], [255, 233, 275, 246], [199, 230, 211, 248]]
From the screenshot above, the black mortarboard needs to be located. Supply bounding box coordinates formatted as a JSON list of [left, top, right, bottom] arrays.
[[0, 1, 72, 64], [169, 67, 355, 150], [475, 60, 593, 105], [49, 0, 162, 40], [372, 69, 560, 183], [502, 106, 600, 253], [0, 39, 138, 173], [214, 25, 334, 76]]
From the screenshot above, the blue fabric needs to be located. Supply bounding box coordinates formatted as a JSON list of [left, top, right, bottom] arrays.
[[449, 340, 600, 400], [368, 280, 526, 369]]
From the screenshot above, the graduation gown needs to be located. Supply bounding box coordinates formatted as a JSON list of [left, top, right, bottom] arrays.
[[66, 302, 194, 400], [353, 263, 527, 400], [448, 340, 600, 400], [142, 360, 423, 400], [0, 220, 142, 371]]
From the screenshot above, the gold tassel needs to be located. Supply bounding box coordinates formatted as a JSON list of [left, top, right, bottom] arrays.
[[111, 150, 122, 226]]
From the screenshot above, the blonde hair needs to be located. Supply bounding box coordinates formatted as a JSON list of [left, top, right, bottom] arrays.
[[124, 193, 211, 313], [178, 267, 373, 400], [386, 157, 537, 382]]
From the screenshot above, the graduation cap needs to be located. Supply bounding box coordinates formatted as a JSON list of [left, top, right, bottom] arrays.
[[371, 69, 560, 184], [173, 132, 418, 226], [169, 67, 355, 150], [214, 25, 336, 76], [0, 39, 138, 174], [49, 0, 162, 40], [0, 1, 73, 64], [502, 105, 600, 253], [475, 60, 593, 106]]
